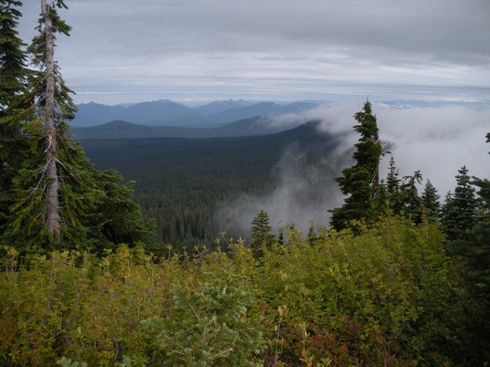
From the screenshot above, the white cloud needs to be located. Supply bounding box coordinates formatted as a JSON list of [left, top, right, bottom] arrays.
[[376, 105, 490, 195]]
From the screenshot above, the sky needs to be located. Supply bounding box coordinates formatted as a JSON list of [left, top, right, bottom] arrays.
[[17, 0, 490, 106]]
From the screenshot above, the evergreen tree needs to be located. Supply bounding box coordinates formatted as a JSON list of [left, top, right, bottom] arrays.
[[385, 155, 404, 213], [372, 155, 404, 216], [401, 170, 424, 223], [450, 176, 490, 365], [0, 0, 31, 234], [0, 0, 28, 106], [421, 179, 440, 222], [443, 140, 490, 364], [0, 1, 155, 252], [250, 209, 275, 258], [27, 0, 76, 243], [330, 100, 383, 230], [441, 166, 478, 242]]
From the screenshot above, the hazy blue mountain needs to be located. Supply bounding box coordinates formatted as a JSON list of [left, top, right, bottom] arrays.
[[74, 102, 126, 127], [72, 99, 206, 127], [206, 101, 319, 125], [71, 99, 321, 128], [70, 114, 306, 140], [119, 99, 204, 126], [196, 99, 254, 117]]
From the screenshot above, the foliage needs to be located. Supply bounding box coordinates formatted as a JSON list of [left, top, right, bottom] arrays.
[[257, 216, 456, 366], [141, 267, 264, 367], [0, 216, 462, 366]]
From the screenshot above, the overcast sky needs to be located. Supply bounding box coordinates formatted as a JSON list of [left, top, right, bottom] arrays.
[[17, 0, 490, 105]]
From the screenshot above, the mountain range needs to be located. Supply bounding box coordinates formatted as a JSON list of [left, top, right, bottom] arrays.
[[72, 99, 320, 128], [70, 99, 321, 140], [70, 116, 309, 140]]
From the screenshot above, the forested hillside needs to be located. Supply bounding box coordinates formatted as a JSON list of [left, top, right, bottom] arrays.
[[81, 121, 340, 252]]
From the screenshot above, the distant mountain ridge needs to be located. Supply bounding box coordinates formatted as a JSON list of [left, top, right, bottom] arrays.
[[70, 116, 301, 140], [71, 99, 320, 128]]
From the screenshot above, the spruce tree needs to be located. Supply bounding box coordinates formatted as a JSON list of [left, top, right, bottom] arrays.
[[330, 100, 383, 230]]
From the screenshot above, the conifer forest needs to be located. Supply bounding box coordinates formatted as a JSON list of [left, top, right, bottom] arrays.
[[0, 1, 489, 366]]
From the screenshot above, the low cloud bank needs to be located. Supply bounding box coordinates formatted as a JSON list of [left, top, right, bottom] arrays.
[[216, 102, 490, 238], [375, 105, 490, 196]]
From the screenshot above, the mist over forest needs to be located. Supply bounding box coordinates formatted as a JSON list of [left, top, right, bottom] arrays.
[[81, 101, 490, 243], [217, 102, 490, 237]]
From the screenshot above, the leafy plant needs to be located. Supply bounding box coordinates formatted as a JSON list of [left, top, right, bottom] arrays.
[[142, 266, 264, 367]]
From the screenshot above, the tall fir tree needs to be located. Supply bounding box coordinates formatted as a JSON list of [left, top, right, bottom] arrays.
[[0, 0, 155, 252], [330, 100, 383, 230]]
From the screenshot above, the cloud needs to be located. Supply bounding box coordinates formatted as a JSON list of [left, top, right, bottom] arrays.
[[215, 145, 347, 239], [375, 104, 490, 195], [16, 0, 490, 104], [297, 102, 490, 196], [216, 102, 490, 238]]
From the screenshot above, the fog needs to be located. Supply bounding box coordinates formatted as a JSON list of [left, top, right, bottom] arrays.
[[216, 102, 490, 238]]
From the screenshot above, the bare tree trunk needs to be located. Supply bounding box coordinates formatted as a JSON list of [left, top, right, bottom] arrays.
[[42, 0, 61, 244]]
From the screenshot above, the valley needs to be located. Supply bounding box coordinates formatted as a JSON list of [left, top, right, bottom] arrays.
[[80, 121, 341, 251]]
